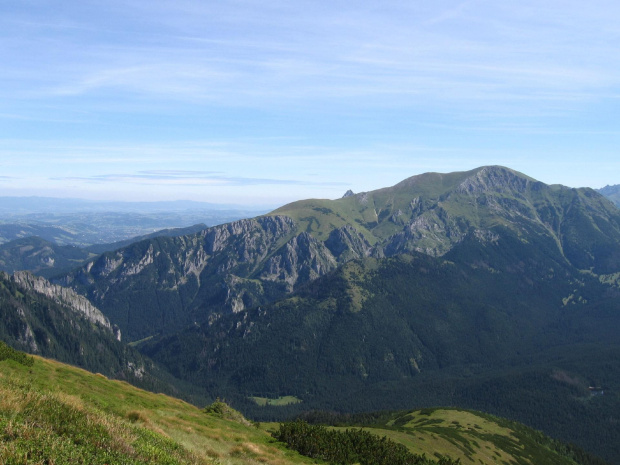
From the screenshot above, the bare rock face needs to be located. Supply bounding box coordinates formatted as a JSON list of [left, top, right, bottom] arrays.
[[383, 209, 469, 257], [204, 215, 295, 256], [54, 215, 321, 339], [10, 271, 114, 336], [64, 215, 297, 287], [456, 166, 532, 196], [325, 225, 373, 261], [203, 215, 297, 274], [17, 321, 39, 353], [261, 232, 338, 291]]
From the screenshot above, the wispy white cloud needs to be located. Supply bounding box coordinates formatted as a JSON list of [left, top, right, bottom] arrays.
[[50, 169, 348, 187], [3, 0, 619, 111]]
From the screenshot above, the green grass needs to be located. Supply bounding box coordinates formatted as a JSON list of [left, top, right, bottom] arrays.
[[250, 396, 303, 407], [0, 353, 319, 465], [268, 166, 557, 251], [0, 340, 34, 367], [332, 408, 590, 465], [271, 198, 378, 243], [128, 335, 155, 347], [0, 376, 205, 465]]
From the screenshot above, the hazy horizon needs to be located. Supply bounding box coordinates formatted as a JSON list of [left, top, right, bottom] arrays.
[[0, 164, 616, 208]]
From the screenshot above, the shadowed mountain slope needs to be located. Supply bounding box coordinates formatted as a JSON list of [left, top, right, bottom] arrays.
[[142, 229, 619, 399], [0, 271, 196, 398], [140, 224, 620, 461]]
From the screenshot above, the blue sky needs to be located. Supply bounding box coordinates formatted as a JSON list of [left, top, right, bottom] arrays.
[[1, 0, 619, 206]]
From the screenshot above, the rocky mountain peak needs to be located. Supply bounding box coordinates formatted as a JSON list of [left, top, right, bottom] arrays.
[[456, 166, 533, 196], [598, 184, 620, 207]]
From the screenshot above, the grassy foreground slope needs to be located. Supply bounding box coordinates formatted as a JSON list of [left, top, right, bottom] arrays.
[[0, 346, 315, 465], [0, 343, 608, 465]]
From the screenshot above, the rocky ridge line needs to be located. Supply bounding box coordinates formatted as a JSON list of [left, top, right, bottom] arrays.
[[8, 271, 118, 340]]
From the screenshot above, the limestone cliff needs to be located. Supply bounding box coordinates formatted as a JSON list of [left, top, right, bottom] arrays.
[[10, 271, 115, 337]]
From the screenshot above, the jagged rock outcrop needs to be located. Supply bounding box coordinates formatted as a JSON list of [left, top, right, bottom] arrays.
[[55, 215, 327, 340], [0, 272, 177, 392], [17, 319, 39, 353], [383, 208, 470, 257], [325, 225, 373, 260], [260, 232, 338, 290], [0, 224, 209, 279], [203, 215, 295, 256], [598, 184, 620, 207], [9, 271, 115, 337]]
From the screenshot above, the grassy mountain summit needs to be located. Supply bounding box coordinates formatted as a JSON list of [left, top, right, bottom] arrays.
[[273, 165, 620, 271], [271, 166, 510, 242]]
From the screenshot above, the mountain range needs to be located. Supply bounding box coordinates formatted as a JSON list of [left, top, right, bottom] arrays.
[[54, 166, 620, 341], [1, 165, 619, 463]]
